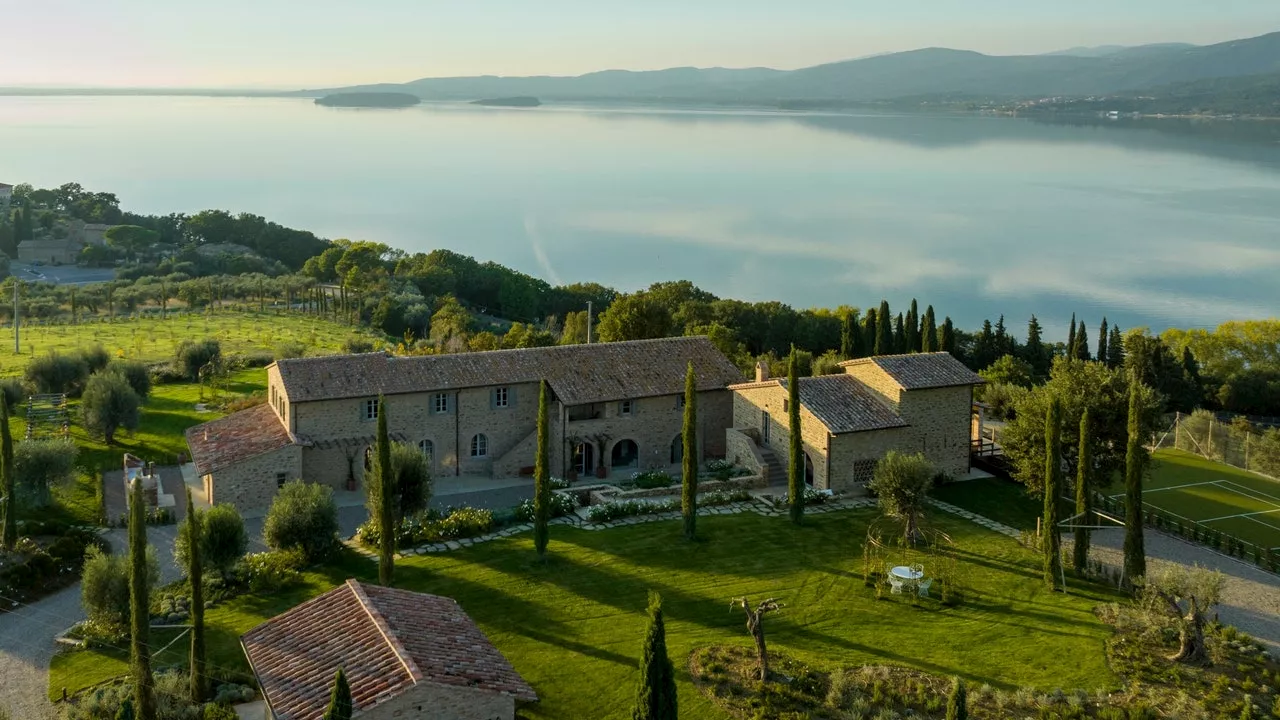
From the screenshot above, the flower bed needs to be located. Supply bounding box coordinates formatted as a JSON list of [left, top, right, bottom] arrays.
[[585, 488, 752, 523]]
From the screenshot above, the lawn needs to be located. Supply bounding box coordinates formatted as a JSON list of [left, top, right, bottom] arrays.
[[932, 477, 1047, 531], [1108, 448, 1280, 551], [0, 310, 382, 377], [49, 510, 1122, 718]]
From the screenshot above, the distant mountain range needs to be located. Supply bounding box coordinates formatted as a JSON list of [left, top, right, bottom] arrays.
[[298, 31, 1280, 105]]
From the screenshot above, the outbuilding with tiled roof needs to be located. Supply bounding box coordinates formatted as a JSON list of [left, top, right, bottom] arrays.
[[242, 579, 536, 720]]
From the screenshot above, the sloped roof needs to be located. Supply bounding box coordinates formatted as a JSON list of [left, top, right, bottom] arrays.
[[274, 336, 743, 405], [839, 352, 985, 390], [242, 579, 537, 720], [184, 403, 294, 475], [784, 375, 909, 435]]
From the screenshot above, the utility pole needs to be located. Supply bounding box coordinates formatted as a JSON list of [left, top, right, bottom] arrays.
[[586, 301, 592, 344], [12, 279, 18, 355]]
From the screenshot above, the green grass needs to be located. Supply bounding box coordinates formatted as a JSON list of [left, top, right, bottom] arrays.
[[0, 310, 382, 377], [50, 510, 1122, 717], [1110, 448, 1280, 551], [932, 477, 1048, 531]]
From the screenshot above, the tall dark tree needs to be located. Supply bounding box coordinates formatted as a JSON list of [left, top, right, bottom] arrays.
[[1066, 313, 1077, 360], [632, 592, 677, 720], [921, 305, 938, 353], [974, 319, 996, 369], [1123, 378, 1148, 582], [128, 472, 156, 720], [185, 489, 206, 703], [994, 314, 1013, 358], [534, 380, 551, 557], [323, 667, 353, 720], [1073, 409, 1093, 573], [862, 308, 878, 357], [788, 347, 804, 524], [1107, 324, 1125, 368], [1043, 397, 1063, 591], [1181, 346, 1204, 408], [1074, 321, 1091, 361], [1023, 315, 1049, 379], [0, 400, 14, 550], [905, 299, 919, 352], [940, 317, 956, 353], [893, 312, 906, 354], [874, 301, 893, 356], [681, 364, 698, 541], [839, 310, 856, 359], [1098, 318, 1110, 363], [376, 397, 394, 585]]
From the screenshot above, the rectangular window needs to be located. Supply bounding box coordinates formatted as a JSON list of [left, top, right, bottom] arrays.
[[676, 395, 686, 409], [619, 400, 633, 416], [493, 387, 509, 408], [364, 398, 378, 421], [275, 472, 287, 489], [433, 392, 449, 414]]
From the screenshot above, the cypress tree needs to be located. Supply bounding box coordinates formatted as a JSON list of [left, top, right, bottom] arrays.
[[839, 310, 857, 359], [994, 314, 1011, 357], [128, 470, 156, 720], [1, 400, 14, 550], [681, 365, 698, 541], [862, 308, 877, 356], [632, 592, 677, 720], [1073, 410, 1092, 574], [921, 306, 937, 353], [1043, 397, 1063, 591], [534, 380, 551, 556], [946, 677, 967, 720], [788, 347, 804, 525], [1075, 322, 1091, 361], [185, 489, 206, 703], [323, 667, 353, 720], [376, 397, 394, 585], [893, 312, 906, 354], [1024, 315, 1048, 378], [906, 299, 919, 352], [874, 301, 892, 355], [976, 319, 995, 369], [1123, 377, 1147, 582], [1066, 313, 1077, 359], [940, 317, 956, 353], [1097, 318, 1109, 362], [1107, 324, 1125, 368]]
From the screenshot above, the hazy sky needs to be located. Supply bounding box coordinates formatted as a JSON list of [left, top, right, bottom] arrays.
[[4, 0, 1277, 88]]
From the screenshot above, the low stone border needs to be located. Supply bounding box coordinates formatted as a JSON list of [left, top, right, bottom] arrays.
[[927, 498, 1020, 539]]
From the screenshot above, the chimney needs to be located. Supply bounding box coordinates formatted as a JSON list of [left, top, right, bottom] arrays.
[[755, 361, 769, 383]]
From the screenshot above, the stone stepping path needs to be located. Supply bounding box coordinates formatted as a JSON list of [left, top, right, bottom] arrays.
[[927, 499, 1021, 539]]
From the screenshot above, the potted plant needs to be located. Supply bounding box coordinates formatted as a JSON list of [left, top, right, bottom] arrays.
[[591, 433, 611, 479]]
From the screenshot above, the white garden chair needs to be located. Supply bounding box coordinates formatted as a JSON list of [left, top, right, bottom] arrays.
[[889, 576, 904, 594], [916, 578, 933, 598]]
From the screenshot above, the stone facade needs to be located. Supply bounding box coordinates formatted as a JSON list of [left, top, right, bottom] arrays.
[[204, 444, 302, 512], [343, 681, 516, 720], [893, 385, 974, 476], [731, 384, 833, 489]]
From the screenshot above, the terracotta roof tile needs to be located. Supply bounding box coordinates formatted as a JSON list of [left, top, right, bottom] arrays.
[[781, 375, 909, 434], [839, 352, 985, 390], [242, 579, 537, 720], [184, 404, 294, 475], [274, 336, 743, 405]]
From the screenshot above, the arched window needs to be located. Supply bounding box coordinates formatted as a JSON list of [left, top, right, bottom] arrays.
[[670, 434, 683, 465], [804, 452, 815, 488], [611, 439, 639, 469], [363, 446, 373, 471], [470, 434, 488, 458], [418, 439, 434, 467]]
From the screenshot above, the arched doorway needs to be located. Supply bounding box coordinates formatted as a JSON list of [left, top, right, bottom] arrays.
[[418, 439, 434, 471], [573, 442, 595, 475], [611, 439, 639, 469], [670, 434, 683, 465], [804, 452, 815, 487]]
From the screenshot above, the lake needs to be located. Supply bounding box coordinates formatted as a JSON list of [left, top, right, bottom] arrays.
[[2, 95, 1279, 338]]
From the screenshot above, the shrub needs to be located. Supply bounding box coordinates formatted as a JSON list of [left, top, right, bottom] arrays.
[[701, 489, 751, 506], [274, 341, 307, 359], [241, 549, 306, 592], [631, 469, 674, 489], [175, 338, 222, 380], [586, 499, 679, 523], [358, 506, 496, 548], [513, 493, 578, 521], [199, 505, 248, 577], [78, 344, 111, 374], [24, 351, 89, 395], [107, 360, 152, 399], [264, 481, 339, 561], [80, 369, 142, 444], [226, 351, 274, 369], [436, 507, 494, 539], [81, 545, 158, 638], [777, 487, 831, 508], [0, 377, 24, 410], [14, 438, 77, 508], [343, 336, 376, 354]]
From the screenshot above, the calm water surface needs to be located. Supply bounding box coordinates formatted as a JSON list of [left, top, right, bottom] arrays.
[[3, 96, 1279, 337]]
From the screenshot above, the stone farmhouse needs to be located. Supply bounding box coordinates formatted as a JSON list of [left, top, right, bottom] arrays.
[[185, 338, 984, 512], [242, 579, 537, 720], [185, 337, 743, 511], [728, 353, 984, 492]]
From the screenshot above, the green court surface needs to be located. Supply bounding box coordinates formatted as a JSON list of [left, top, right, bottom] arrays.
[[1112, 449, 1280, 551]]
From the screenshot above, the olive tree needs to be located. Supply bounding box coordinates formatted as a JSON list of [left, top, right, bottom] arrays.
[[265, 480, 339, 562], [868, 451, 935, 544], [81, 545, 159, 637], [81, 369, 142, 445], [175, 504, 246, 578], [1137, 565, 1225, 665]]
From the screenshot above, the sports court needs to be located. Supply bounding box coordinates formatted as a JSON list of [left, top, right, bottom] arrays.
[[1110, 449, 1280, 552]]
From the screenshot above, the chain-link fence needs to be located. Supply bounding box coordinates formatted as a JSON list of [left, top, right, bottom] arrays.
[[1155, 410, 1280, 481]]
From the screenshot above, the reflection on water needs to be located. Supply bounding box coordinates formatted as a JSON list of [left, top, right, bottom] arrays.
[[1, 96, 1277, 338]]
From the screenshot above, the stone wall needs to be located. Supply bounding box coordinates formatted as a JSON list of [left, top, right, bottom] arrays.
[[207, 444, 302, 513], [895, 385, 974, 476], [731, 384, 833, 489], [827, 427, 914, 493], [840, 362, 903, 410], [725, 427, 766, 481], [356, 681, 517, 720]]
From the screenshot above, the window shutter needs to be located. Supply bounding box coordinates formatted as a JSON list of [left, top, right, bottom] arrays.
[[489, 389, 496, 409], [509, 386, 517, 408]]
